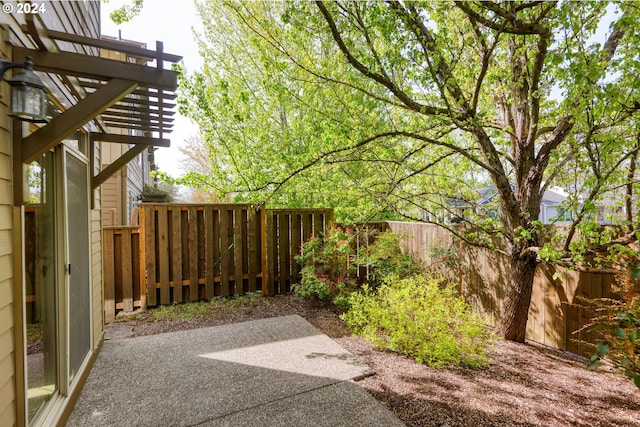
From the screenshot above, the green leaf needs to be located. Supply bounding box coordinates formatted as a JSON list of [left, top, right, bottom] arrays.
[[630, 266, 640, 279], [612, 327, 627, 339], [628, 329, 637, 343], [596, 341, 610, 356], [587, 360, 603, 371], [634, 375, 640, 390]]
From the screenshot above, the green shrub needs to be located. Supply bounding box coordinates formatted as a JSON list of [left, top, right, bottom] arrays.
[[342, 274, 496, 368], [293, 226, 356, 303], [356, 230, 423, 288]]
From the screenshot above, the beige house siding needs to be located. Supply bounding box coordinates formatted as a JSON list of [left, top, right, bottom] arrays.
[[91, 204, 103, 345], [0, 22, 14, 426], [0, 1, 102, 425], [93, 135, 103, 345]]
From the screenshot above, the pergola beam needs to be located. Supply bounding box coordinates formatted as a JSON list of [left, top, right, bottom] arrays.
[[93, 145, 148, 189], [22, 78, 138, 163], [12, 46, 178, 90], [90, 132, 170, 147], [23, 26, 183, 63]]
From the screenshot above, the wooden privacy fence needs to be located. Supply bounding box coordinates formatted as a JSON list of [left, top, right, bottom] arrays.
[[379, 221, 619, 356], [103, 204, 333, 322]]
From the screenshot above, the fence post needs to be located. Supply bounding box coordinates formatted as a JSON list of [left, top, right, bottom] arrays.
[[121, 227, 134, 312], [158, 205, 170, 305], [103, 228, 115, 322], [138, 205, 148, 310]]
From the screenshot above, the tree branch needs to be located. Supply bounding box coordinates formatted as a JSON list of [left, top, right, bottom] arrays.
[[315, 1, 447, 116]]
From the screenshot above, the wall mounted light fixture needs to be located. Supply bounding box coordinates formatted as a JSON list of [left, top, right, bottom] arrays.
[[1, 56, 49, 123]]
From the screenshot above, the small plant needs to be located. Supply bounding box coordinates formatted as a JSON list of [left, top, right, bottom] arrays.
[[586, 248, 640, 389], [140, 184, 172, 202], [342, 274, 496, 368], [356, 230, 423, 288], [293, 226, 356, 304], [148, 293, 263, 321]]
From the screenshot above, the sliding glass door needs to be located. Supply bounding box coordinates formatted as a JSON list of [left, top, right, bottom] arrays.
[[25, 142, 92, 425]]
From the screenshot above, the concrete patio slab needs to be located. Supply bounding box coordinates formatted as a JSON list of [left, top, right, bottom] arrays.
[[67, 315, 405, 427]]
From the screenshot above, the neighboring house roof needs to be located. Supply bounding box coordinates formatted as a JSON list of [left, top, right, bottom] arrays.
[[541, 187, 569, 207]]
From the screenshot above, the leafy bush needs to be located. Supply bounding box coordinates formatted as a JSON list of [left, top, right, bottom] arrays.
[[356, 230, 423, 288], [293, 226, 356, 303], [586, 250, 640, 389], [342, 274, 496, 368]]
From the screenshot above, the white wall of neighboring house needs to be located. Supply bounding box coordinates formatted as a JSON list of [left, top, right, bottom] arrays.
[[538, 187, 571, 224]]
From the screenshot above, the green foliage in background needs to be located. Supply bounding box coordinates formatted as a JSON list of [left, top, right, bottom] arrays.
[[355, 230, 423, 288], [105, 0, 144, 24]]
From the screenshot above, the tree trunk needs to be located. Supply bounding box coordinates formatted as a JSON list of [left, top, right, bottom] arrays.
[[497, 254, 538, 342]]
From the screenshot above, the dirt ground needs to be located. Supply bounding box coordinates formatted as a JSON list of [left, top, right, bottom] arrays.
[[116, 294, 639, 427]]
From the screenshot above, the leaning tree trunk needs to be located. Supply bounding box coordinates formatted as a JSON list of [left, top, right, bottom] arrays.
[[497, 253, 538, 342]]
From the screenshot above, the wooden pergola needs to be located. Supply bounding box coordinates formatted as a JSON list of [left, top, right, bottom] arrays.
[[11, 14, 181, 203]]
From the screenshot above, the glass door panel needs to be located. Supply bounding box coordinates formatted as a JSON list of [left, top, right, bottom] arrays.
[[63, 149, 91, 383], [25, 152, 58, 423]]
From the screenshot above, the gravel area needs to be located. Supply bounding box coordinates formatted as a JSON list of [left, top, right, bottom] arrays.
[[111, 294, 639, 427]]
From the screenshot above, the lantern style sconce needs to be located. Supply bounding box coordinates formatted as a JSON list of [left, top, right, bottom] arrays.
[[1, 56, 49, 123]]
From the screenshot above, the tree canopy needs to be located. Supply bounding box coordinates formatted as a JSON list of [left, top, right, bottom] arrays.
[[178, 0, 640, 341]]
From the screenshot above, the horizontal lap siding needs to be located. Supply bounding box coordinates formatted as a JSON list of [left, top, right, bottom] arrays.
[[0, 25, 13, 424], [92, 209, 103, 348], [0, 2, 101, 426]]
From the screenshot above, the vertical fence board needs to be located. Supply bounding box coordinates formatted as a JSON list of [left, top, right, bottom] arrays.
[[143, 206, 157, 306], [212, 208, 221, 296], [241, 209, 249, 294], [188, 207, 199, 301], [220, 207, 231, 296], [204, 206, 215, 299], [278, 212, 290, 293], [313, 212, 323, 237], [233, 207, 244, 295], [171, 207, 183, 303], [302, 213, 312, 243], [197, 209, 206, 299], [103, 229, 115, 323], [180, 208, 189, 301], [121, 227, 134, 312], [157, 206, 170, 305], [247, 207, 258, 292], [132, 230, 141, 307], [291, 213, 301, 284], [265, 212, 276, 296]]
